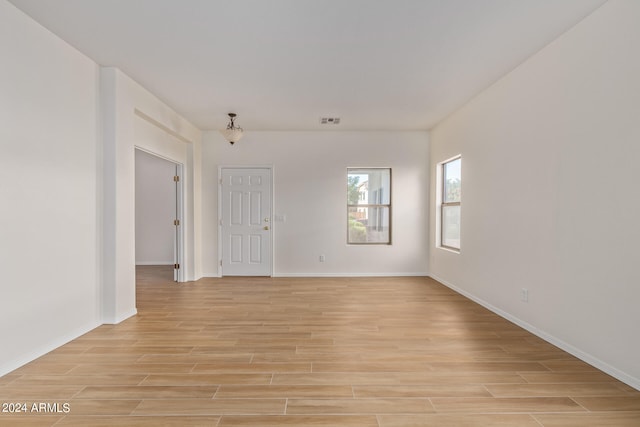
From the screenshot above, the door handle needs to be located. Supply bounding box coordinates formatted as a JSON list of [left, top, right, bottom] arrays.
[[263, 226, 269, 230]]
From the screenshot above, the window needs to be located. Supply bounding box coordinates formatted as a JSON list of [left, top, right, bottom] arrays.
[[440, 157, 461, 250], [347, 168, 391, 244]]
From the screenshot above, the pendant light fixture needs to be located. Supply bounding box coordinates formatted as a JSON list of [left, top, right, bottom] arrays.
[[220, 113, 244, 145]]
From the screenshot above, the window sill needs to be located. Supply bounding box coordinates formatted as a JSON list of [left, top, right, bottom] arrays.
[[438, 246, 460, 254]]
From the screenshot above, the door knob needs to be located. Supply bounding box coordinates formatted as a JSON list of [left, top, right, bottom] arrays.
[[263, 226, 269, 230]]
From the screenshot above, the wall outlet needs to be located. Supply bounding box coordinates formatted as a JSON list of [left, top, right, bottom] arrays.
[[319, 255, 326, 262], [521, 288, 529, 302]]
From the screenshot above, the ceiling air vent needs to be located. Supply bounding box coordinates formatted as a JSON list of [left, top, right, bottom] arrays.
[[320, 117, 341, 125]]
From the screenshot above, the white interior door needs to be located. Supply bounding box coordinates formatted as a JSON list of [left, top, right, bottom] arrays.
[[221, 168, 272, 276]]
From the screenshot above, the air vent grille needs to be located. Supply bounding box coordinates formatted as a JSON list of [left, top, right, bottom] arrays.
[[320, 117, 341, 125]]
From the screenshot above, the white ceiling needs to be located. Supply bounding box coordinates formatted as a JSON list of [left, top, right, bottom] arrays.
[[9, 0, 606, 131]]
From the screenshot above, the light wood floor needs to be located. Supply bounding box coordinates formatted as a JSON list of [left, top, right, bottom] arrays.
[[1, 266, 639, 426]]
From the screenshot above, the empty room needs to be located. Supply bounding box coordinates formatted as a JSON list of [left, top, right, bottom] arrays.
[[1, 0, 639, 426]]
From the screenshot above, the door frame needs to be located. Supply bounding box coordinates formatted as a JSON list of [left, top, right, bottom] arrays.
[[217, 165, 274, 277], [135, 147, 185, 282], [174, 162, 184, 282]]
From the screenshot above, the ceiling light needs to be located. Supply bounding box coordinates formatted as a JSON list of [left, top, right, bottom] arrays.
[[320, 117, 341, 125], [220, 113, 244, 145]]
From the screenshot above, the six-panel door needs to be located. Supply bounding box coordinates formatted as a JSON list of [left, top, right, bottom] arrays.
[[221, 168, 272, 276]]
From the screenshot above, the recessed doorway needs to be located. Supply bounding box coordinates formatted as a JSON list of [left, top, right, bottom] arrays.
[[135, 149, 183, 281]]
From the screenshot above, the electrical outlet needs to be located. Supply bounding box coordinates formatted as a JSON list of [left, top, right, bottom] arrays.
[[319, 255, 325, 262], [521, 288, 529, 302]]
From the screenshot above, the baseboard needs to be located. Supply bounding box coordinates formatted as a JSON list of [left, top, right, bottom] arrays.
[[102, 308, 138, 325], [429, 274, 640, 392], [0, 320, 101, 377], [274, 272, 430, 278], [202, 272, 222, 278], [200, 272, 428, 278], [135, 261, 173, 266]]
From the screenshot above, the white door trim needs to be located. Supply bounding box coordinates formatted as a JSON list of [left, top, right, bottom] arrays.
[[218, 165, 274, 277], [174, 162, 184, 282], [134, 147, 185, 282]]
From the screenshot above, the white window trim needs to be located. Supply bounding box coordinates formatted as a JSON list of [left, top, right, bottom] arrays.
[[437, 155, 461, 253], [347, 167, 392, 245]]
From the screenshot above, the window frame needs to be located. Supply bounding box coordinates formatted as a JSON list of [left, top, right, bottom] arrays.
[[440, 156, 461, 252], [347, 167, 392, 245]]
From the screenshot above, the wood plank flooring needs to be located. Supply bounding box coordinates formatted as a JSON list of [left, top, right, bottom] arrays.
[[1, 266, 638, 426]]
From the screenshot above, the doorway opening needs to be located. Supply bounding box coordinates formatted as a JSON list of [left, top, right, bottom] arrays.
[[135, 149, 184, 282]]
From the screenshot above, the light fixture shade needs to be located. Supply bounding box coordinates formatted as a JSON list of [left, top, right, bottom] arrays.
[[220, 127, 244, 144], [219, 113, 244, 145]]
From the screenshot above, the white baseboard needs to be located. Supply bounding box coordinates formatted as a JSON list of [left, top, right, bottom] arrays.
[[135, 261, 173, 266], [2, 309, 138, 376], [202, 272, 222, 278], [200, 272, 428, 278], [102, 308, 138, 325], [430, 274, 640, 392], [0, 321, 101, 377], [274, 272, 429, 278]]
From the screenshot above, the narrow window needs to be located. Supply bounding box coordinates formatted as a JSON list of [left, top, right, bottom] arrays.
[[441, 157, 461, 251], [347, 168, 391, 244]]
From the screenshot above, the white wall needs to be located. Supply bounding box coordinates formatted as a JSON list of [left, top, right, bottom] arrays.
[[101, 68, 202, 323], [202, 131, 429, 277], [135, 150, 176, 265], [429, 0, 640, 389], [0, 0, 101, 375], [0, 0, 203, 374]]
